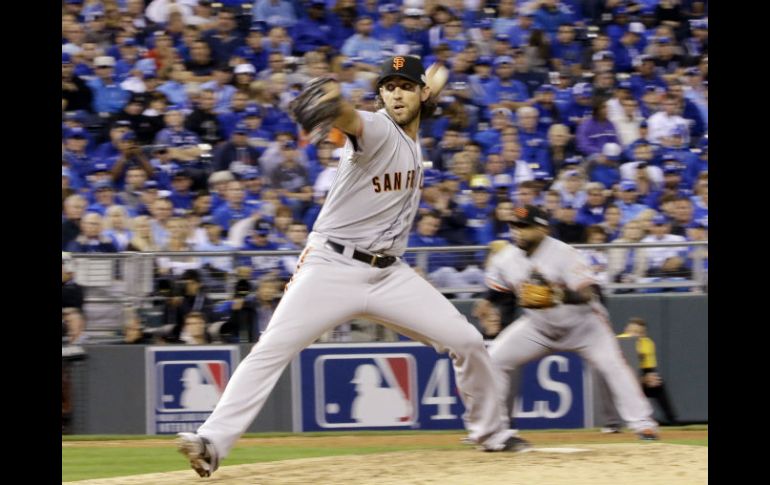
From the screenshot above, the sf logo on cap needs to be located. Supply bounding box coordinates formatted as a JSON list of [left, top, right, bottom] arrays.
[[514, 207, 529, 219], [393, 56, 406, 70]]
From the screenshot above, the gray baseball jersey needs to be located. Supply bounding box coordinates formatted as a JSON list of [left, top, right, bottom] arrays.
[[485, 237, 657, 432], [312, 109, 424, 256]]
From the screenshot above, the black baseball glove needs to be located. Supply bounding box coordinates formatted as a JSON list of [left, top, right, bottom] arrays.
[[289, 76, 342, 144]]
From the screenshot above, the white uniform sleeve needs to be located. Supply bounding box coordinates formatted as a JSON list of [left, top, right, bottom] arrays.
[[357, 110, 393, 153], [484, 251, 513, 293], [563, 247, 598, 291]]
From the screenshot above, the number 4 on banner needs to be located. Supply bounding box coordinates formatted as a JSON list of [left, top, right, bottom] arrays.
[[421, 359, 457, 420]]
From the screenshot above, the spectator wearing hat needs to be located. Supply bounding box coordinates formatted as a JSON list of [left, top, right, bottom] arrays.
[[238, 219, 282, 280], [145, 0, 194, 24], [341, 16, 385, 68], [580, 32, 611, 71], [474, 108, 512, 155], [184, 88, 225, 146], [576, 99, 620, 157], [65, 212, 119, 253], [111, 93, 160, 144], [532, 84, 561, 133], [169, 169, 195, 211], [551, 23, 583, 72], [270, 140, 312, 217], [587, 142, 622, 190], [564, 82, 594, 132], [87, 180, 125, 217], [63, 127, 93, 186], [62, 53, 94, 113], [651, 34, 686, 75], [460, 181, 495, 245], [399, 7, 430, 58], [213, 122, 262, 173], [106, 131, 154, 190], [469, 55, 499, 111], [418, 169, 471, 245], [88, 56, 130, 117], [235, 24, 269, 74], [372, 3, 406, 53], [436, 14, 469, 54], [612, 22, 646, 73], [242, 167, 266, 208], [684, 18, 708, 64], [681, 67, 708, 128], [252, 0, 298, 29], [615, 180, 649, 225], [490, 56, 531, 113], [556, 168, 587, 208], [690, 176, 708, 226]]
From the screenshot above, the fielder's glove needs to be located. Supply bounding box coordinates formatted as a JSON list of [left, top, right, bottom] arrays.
[[519, 282, 558, 308], [289, 76, 342, 144]]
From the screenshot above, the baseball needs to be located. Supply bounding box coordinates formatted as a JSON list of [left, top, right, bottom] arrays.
[[425, 63, 449, 98]]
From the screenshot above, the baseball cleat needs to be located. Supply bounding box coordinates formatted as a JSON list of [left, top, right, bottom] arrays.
[[177, 432, 220, 477], [637, 428, 659, 441], [601, 426, 622, 434], [484, 435, 532, 452]]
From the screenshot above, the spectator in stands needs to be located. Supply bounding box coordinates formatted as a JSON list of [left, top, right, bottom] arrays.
[[118, 166, 149, 214], [580, 225, 610, 284], [216, 279, 257, 343], [576, 182, 609, 226], [150, 197, 174, 247], [252, 0, 297, 29], [341, 16, 383, 70], [202, 7, 243, 64], [479, 199, 515, 244], [576, 99, 620, 157], [586, 142, 622, 190], [62, 53, 94, 113], [669, 195, 695, 237], [461, 183, 495, 245], [158, 216, 201, 277], [63, 194, 88, 250], [607, 219, 647, 289], [551, 202, 586, 243], [88, 56, 130, 117], [214, 123, 261, 174], [270, 140, 313, 216], [154, 105, 203, 163], [647, 92, 688, 145], [180, 311, 211, 345], [185, 40, 217, 83], [108, 131, 154, 189], [62, 252, 86, 345], [600, 204, 623, 241], [185, 88, 225, 146], [544, 124, 577, 176], [238, 219, 282, 280], [615, 180, 649, 224], [641, 215, 689, 280], [103, 205, 132, 251], [66, 212, 118, 253], [127, 215, 160, 252]]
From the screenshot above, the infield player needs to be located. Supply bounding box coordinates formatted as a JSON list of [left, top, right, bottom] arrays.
[[483, 205, 659, 442], [177, 56, 524, 478]]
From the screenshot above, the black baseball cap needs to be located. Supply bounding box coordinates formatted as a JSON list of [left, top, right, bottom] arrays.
[[509, 205, 550, 228], [376, 56, 426, 88]]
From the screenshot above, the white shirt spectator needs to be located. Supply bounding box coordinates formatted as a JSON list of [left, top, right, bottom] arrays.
[[646, 110, 687, 145]]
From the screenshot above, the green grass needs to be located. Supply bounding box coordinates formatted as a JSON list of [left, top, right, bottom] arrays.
[[62, 427, 708, 482], [62, 441, 457, 482]]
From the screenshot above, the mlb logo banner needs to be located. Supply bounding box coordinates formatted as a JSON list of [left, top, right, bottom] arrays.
[[513, 352, 587, 429], [145, 346, 239, 435], [293, 344, 588, 432]]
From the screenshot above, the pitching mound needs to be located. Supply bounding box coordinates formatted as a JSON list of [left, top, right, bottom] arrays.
[[71, 442, 706, 485]]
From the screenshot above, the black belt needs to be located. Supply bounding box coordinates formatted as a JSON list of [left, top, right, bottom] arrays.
[[324, 240, 397, 268]]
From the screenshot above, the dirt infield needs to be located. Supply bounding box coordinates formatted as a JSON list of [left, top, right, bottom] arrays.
[[69, 431, 707, 485]]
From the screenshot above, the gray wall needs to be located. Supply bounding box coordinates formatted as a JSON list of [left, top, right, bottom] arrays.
[[68, 295, 707, 434]]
